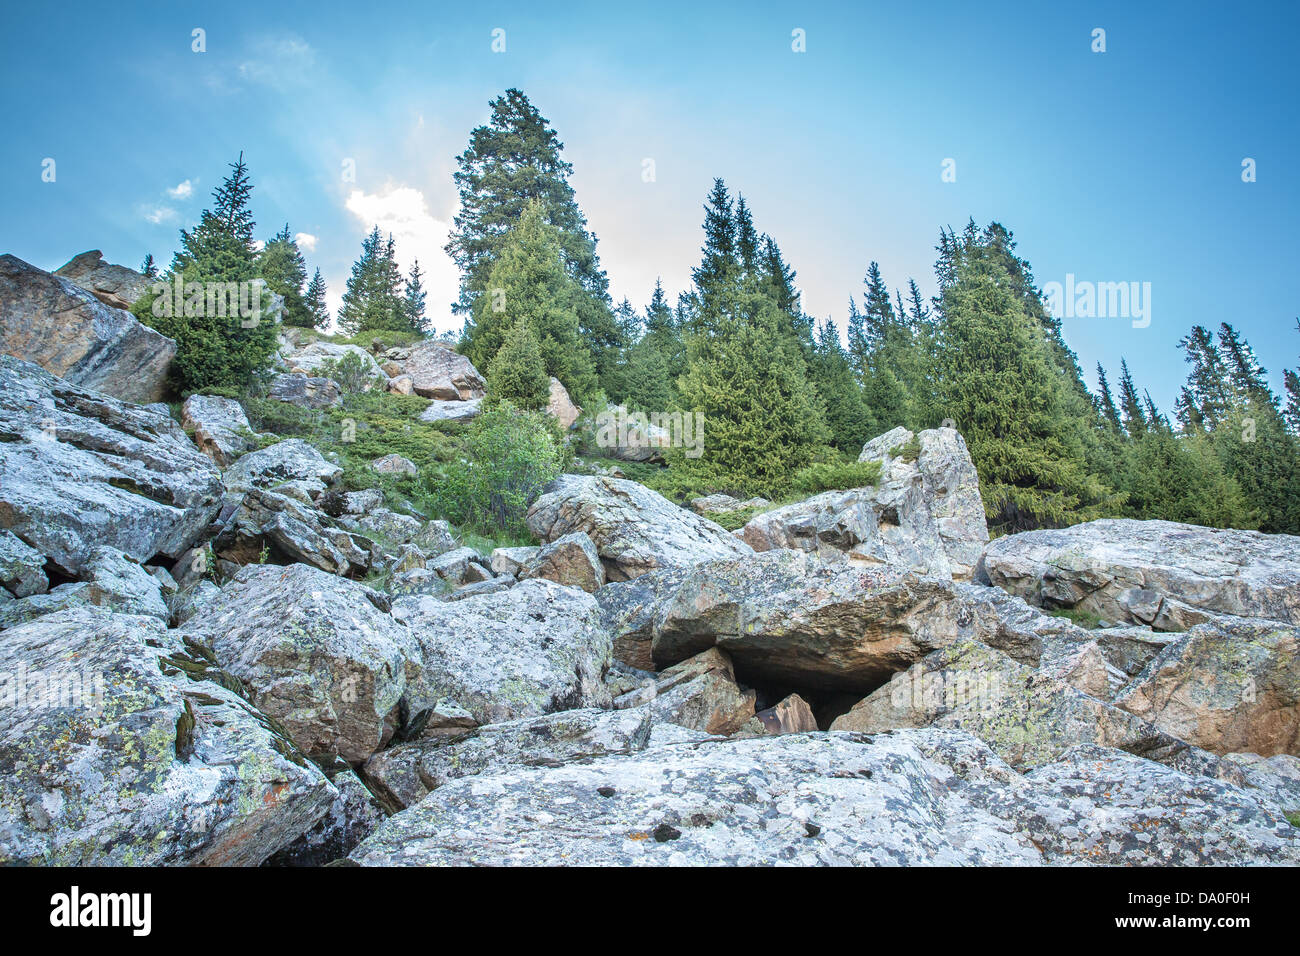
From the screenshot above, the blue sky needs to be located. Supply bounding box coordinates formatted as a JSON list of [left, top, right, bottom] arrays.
[[3, 0, 1297, 413]]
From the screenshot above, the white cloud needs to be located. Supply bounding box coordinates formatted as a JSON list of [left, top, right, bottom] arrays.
[[144, 206, 176, 224], [167, 178, 196, 199], [238, 36, 316, 89], [252, 239, 266, 252], [344, 185, 459, 334], [294, 232, 318, 252]]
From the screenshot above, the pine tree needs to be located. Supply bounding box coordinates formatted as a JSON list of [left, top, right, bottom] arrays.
[[404, 259, 429, 335], [132, 153, 278, 393], [258, 224, 310, 327], [446, 89, 620, 374], [304, 268, 329, 330], [620, 338, 674, 414], [1096, 363, 1123, 431], [140, 253, 158, 279], [1117, 359, 1148, 437], [463, 200, 599, 405], [735, 196, 760, 273], [486, 320, 551, 411], [690, 179, 739, 317], [810, 318, 873, 453], [338, 228, 417, 335], [1174, 326, 1232, 430]]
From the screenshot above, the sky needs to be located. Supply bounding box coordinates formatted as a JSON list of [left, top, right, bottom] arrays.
[[2, 0, 1297, 413]]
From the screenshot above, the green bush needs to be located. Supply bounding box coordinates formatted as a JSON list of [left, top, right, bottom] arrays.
[[703, 506, 765, 531], [888, 435, 922, 463], [317, 352, 383, 394], [421, 402, 562, 539], [790, 460, 882, 495]]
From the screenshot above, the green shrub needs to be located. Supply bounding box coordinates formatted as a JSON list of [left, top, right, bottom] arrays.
[[888, 435, 922, 463], [317, 352, 384, 394], [790, 460, 882, 495], [703, 506, 764, 531], [421, 402, 562, 539], [1047, 607, 1106, 630]]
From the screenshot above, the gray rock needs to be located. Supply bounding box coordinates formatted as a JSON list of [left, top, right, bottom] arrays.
[[411, 519, 457, 557], [520, 531, 605, 593], [0, 254, 175, 404], [181, 393, 256, 466], [213, 487, 370, 576], [691, 494, 769, 515], [0, 356, 222, 575], [0, 530, 47, 598], [53, 250, 152, 310], [386, 341, 485, 400], [424, 546, 491, 588], [80, 546, 168, 619], [223, 438, 343, 493], [266, 766, 386, 866], [391, 578, 612, 725], [527, 475, 753, 582], [372, 454, 417, 477], [419, 397, 482, 424], [739, 426, 988, 580], [318, 488, 384, 518], [1114, 616, 1300, 757], [168, 579, 222, 627], [614, 647, 756, 736], [281, 340, 386, 384], [489, 545, 539, 577], [978, 518, 1300, 627], [0, 607, 335, 865], [349, 509, 423, 545], [267, 372, 342, 409], [350, 728, 1300, 866], [547, 377, 581, 431], [179, 564, 422, 763]]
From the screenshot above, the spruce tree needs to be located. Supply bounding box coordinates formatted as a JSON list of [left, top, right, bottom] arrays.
[[258, 224, 310, 327], [132, 152, 278, 393], [1096, 363, 1123, 431], [304, 268, 329, 330], [486, 319, 551, 411], [404, 260, 429, 335], [140, 253, 158, 279], [811, 318, 874, 454], [338, 228, 417, 335], [1117, 359, 1148, 437]]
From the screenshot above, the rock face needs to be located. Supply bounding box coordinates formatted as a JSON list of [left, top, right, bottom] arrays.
[[222, 438, 342, 493], [0, 356, 222, 575], [978, 518, 1300, 628], [1114, 617, 1300, 757], [739, 426, 988, 580], [388, 341, 486, 400], [182, 394, 256, 466], [268, 372, 342, 409], [0, 254, 175, 403], [363, 707, 663, 809], [615, 648, 756, 736], [53, 250, 152, 310], [179, 564, 420, 763], [213, 487, 371, 576], [601, 549, 960, 693], [520, 531, 605, 593], [349, 728, 1300, 866], [547, 377, 581, 431], [0, 531, 48, 598], [391, 579, 612, 725], [419, 397, 482, 424], [527, 475, 753, 582], [0, 607, 335, 865]]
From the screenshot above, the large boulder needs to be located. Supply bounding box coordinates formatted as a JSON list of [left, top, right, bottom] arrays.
[[0, 530, 47, 598], [0, 356, 223, 575], [0, 254, 175, 403], [547, 377, 581, 431], [1114, 617, 1300, 757], [267, 372, 342, 409], [349, 728, 1300, 866], [0, 607, 336, 865], [391, 578, 612, 725], [280, 339, 386, 384], [519, 531, 605, 593], [739, 426, 988, 579], [419, 397, 482, 424], [179, 564, 421, 763], [53, 250, 152, 310], [387, 341, 485, 400], [978, 518, 1300, 628], [602, 549, 960, 694], [213, 487, 371, 575], [613, 647, 756, 736], [222, 438, 343, 494], [527, 475, 753, 582], [181, 393, 257, 466]]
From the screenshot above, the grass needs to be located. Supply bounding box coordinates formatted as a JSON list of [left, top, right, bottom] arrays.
[[1286, 811, 1300, 828], [1048, 606, 1106, 630]]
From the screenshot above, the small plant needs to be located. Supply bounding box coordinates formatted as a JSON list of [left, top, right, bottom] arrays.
[[1047, 607, 1106, 629], [317, 352, 383, 394], [888, 435, 922, 463], [1286, 811, 1300, 828], [790, 459, 882, 495], [703, 506, 765, 531]]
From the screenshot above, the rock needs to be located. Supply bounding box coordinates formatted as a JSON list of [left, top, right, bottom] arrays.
[[527, 475, 753, 582], [391, 579, 612, 725], [388, 568, 450, 598], [80, 546, 168, 619], [267, 372, 342, 409], [0, 584, 97, 630], [53, 250, 152, 310], [213, 487, 370, 576], [595, 404, 672, 462], [363, 707, 658, 810], [419, 397, 482, 424], [744, 694, 819, 736], [411, 519, 457, 557], [691, 494, 769, 515], [388, 341, 486, 400], [0, 607, 335, 865], [223, 438, 343, 493], [1114, 617, 1300, 757], [371, 453, 417, 477], [179, 564, 421, 763], [318, 488, 384, 518], [594, 561, 693, 671], [265, 765, 386, 866], [520, 531, 605, 593], [386, 375, 415, 396], [830, 638, 1233, 785], [169, 579, 222, 627], [0, 254, 176, 404], [425, 546, 492, 588], [441, 575, 515, 601], [977, 518, 1300, 628], [609, 549, 960, 694], [1221, 753, 1300, 816], [614, 648, 756, 736], [280, 340, 386, 384], [489, 545, 539, 577], [0, 356, 223, 575], [0, 530, 47, 598], [546, 377, 581, 431], [739, 425, 988, 580], [348, 509, 422, 544], [349, 728, 1300, 866], [181, 393, 256, 466]]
